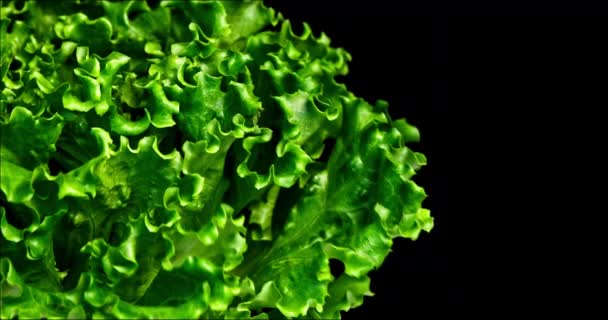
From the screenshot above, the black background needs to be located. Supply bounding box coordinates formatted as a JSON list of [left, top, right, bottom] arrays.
[[266, 0, 605, 318]]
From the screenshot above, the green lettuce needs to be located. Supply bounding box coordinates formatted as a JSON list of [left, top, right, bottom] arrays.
[[0, 0, 432, 318]]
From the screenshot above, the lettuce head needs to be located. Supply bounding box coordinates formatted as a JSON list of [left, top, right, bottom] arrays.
[[0, 0, 432, 318]]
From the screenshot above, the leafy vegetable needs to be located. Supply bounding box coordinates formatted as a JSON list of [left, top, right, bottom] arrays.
[[0, 0, 432, 318]]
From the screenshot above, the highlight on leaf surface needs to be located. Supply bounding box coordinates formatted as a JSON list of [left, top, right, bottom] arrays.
[[0, 0, 432, 318]]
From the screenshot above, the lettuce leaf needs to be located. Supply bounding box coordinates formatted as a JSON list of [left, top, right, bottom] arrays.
[[0, 1, 431, 319]]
